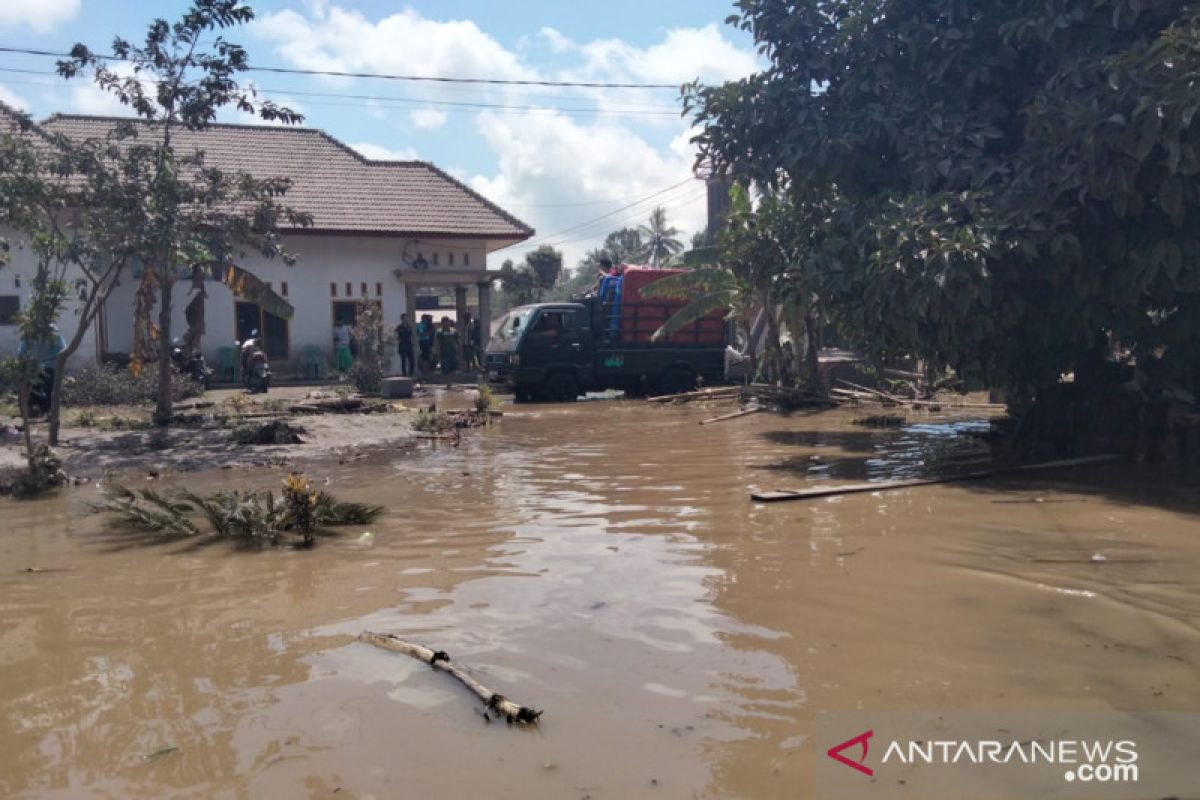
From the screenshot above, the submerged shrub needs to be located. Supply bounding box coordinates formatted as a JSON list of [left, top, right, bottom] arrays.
[[92, 475, 383, 548]]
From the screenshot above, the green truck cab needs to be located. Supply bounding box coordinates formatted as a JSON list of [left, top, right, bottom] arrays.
[[484, 292, 728, 402]]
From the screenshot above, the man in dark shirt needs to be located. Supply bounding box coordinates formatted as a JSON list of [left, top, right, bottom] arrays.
[[395, 313, 414, 376]]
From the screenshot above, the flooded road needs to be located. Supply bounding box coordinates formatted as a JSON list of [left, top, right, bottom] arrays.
[[2, 400, 1199, 799]]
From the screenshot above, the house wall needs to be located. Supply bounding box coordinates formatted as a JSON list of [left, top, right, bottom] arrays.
[[0, 225, 100, 372], [102, 233, 492, 376]]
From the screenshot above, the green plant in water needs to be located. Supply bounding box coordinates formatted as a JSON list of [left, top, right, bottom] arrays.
[[95, 475, 383, 547], [283, 472, 318, 547], [474, 383, 496, 414], [413, 409, 454, 433], [93, 484, 200, 535]]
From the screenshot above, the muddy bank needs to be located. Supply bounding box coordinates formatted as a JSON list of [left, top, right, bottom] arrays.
[[0, 384, 499, 479]]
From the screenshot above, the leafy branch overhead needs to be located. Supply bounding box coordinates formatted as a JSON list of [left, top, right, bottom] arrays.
[[687, 0, 1200, 400]]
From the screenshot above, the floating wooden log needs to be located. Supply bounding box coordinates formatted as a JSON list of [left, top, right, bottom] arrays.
[[751, 454, 1121, 503], [359, 632, 542, 725], [700, 406, 765, 425], [836, 379, 905, 403], [647, 387, 740, 404]]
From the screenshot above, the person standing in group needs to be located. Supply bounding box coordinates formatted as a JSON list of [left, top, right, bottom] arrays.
[[461, 312, 478, 371], [417, 313, 435, 372], [395, 313, 414, 376], [333, 319, 353, 373], [435, 316, 459, 387], [467, 313, 482, 370]]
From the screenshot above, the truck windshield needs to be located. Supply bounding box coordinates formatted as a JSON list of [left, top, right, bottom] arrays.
[[491, 308, 533, 346]]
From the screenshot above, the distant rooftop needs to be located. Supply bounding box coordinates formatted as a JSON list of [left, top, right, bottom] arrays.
[[9, 109, 532, 244]]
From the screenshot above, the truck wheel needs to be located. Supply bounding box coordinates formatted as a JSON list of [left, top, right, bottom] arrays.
[[542, 371, 580, 402], [658, 366, 697, 396]]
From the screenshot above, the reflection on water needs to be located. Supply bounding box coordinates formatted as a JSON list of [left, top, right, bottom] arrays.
[[1, 403, 1199, 798]]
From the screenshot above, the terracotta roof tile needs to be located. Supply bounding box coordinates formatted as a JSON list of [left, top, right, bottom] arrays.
[[35, 113, 533, 242]]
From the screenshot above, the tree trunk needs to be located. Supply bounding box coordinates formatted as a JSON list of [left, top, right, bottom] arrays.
[[804, 307, 823, 396], [761, 299, 791, 386], [18, 387, 34, 470], [153, 278, 174, 425]]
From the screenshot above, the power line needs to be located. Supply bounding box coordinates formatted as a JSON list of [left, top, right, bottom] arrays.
[[0, 67, 684, 119], [509, 179, 695, 249], [541, 191, 707, 247], [499, 180, 702, 251], [0, 45, 682, 89]]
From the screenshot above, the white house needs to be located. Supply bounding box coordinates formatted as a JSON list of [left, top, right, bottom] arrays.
[[0, 105, 533, 375]]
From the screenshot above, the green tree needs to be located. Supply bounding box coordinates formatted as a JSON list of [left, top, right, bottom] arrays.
[[0, 110, 150, 444], [601, 227, 646, 266], [638, 206, 683, 267], [687, 0, 1200, 420], [524, 245, 564, 295], [496, 246, 564, 308], [497, 258, 537, 309], [57, 0, 311, 425], [643, 185, 822, 387]]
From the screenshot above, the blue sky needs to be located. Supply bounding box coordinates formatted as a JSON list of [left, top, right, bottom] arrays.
[[0, 0, 761, 268]]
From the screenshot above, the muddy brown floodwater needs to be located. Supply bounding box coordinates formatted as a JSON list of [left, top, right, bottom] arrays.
[[2, 400, 1199, 799]]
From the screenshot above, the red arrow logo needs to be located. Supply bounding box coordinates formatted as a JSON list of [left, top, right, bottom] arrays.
[[827, 730, 874, 777]]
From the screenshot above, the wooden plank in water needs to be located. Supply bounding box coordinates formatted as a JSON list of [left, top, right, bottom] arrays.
[[700, 407, 764, 425], [751, 454, 1121, 503]]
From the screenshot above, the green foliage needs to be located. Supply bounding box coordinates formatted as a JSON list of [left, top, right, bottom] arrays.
[[474, 382, 496, 413], [95, 485, 201, 536], [61, 365, 204, 407], [688, 0, 1200, 403], [524, 245, 564, 290], [642, 185, 819, 385], [497, 246, 565, 310], [95, 477, 382, 547], [413, 409, 455, 433]]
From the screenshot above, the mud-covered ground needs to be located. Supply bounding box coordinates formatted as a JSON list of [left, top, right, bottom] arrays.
[[1, 384, 488, 478]]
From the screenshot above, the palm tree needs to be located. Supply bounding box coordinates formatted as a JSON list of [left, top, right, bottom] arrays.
[[641, 185, 824, 389], [638, 206, 684, 267]]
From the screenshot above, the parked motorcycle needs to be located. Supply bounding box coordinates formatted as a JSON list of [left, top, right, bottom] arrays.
[[239, 332, 271, 393], [171, 339, 212, 389]]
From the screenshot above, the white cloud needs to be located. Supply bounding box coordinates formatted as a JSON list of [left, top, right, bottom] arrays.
[[253, 6, 534, 82], [0, 83, 29, 111], [409, 108, 448, 130], [351, 142, 419, 161], [66, 78, 138, 118], [470, 111, 707, 268], [575, 24, 760, 85], [0, 0, 79, 32], [248, 8, 757, 267], [538, 27, 574, 55]]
